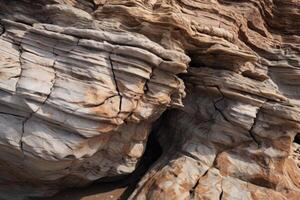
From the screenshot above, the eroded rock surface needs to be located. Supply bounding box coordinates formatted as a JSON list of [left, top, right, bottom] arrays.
[[0, 0, 299, 199]]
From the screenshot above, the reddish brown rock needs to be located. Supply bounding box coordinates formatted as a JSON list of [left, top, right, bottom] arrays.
[[0, 0, 299, 199]]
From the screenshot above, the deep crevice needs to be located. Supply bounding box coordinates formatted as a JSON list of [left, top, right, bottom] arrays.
[[47, 111, 167, 200], [118, 113, 164, 199], [294, 133, 300, 144], [0, 23, 4, 36], [247, 20, 267, 38], [219, 189, 223, 200]]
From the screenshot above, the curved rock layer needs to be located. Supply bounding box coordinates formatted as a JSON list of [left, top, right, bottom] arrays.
[[0, 0, 299, 199], [0, 1, 188, 198]]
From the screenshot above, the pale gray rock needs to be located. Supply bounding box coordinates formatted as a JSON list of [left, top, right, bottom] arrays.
[[0, 0, 300, 200]]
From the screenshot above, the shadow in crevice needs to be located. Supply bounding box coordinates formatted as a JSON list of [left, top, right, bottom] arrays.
[[0, 22, 4, 36], [294, 133, 300, 144], [41, 111, 166, 200], [118, 112, 165, 199]]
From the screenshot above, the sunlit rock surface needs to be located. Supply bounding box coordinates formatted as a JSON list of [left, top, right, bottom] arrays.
[[0, 0, 299, 199]]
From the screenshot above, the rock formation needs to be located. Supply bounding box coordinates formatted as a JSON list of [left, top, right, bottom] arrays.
[[0, 0, 299, 199]]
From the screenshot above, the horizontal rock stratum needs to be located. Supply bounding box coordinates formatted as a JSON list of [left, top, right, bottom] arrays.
[[0, 0, 300, 199]]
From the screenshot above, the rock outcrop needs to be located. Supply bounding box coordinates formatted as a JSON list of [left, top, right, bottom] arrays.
[[0, 0, 299, 199]]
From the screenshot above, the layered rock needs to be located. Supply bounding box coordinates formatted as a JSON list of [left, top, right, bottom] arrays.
[[0, 1, 188, 198], [0, 0, 300, 199]]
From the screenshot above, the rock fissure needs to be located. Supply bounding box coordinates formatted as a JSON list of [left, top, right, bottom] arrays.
[[108, 53, 122, 114], [20, 114, 31, 153], [0, 23, 4, 36], [18, 40, 58, 154], [181, 150, 203, 162], [248, 103, 265, 147], [213, 86, 233, 124], [15, 40, 27, 154], [219, 183, 224, 200], [294, 133, 300, 145], [189, 177, 200, 199], [0, 112, 24, 118], [1, 1, 300, 199], [19, 63, 57, 154], [143, 60, 158, 93]]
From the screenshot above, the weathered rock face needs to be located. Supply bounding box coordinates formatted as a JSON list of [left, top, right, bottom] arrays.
[[0, 0, 300, 199]]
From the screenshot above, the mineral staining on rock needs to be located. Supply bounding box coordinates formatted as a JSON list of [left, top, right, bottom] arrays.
[[0, 2, 188, 198], [0, 0, 300, 199]]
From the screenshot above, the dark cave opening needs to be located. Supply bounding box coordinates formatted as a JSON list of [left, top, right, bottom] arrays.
[[118, 111, 166, 199], [92, 111, 165, 199], [90, 111, 166, 200], [294, 133, 300, 144], [40, 111, 166, 200]]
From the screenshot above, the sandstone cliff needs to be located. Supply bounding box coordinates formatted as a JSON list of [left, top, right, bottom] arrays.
[[0, 0, 299, 199]]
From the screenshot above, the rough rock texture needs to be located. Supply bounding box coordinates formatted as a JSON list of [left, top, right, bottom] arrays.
[[0, 0, 300, 199], [291, 143, 300, 169]]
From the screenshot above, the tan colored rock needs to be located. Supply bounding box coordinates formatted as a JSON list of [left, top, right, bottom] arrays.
[[291, 143, 300, 169], [0, 0, 300, 199]]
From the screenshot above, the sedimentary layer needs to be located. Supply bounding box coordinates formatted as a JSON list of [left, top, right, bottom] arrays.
[[0, 0, 299, 199]]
